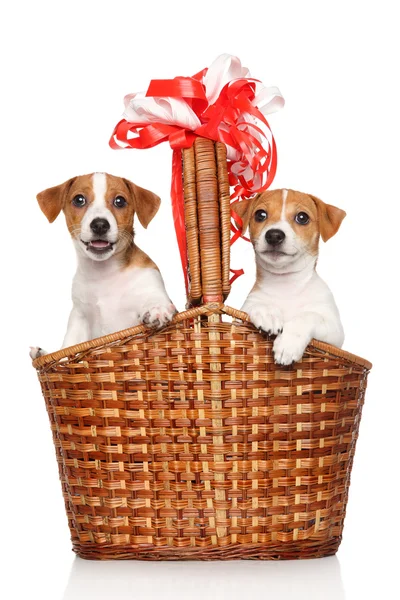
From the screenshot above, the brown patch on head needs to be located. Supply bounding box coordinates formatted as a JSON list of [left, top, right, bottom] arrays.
[[285, 191, 346, 248], [233, 189, 284, 240], [37, 174, 99, 234], [119, 177, 161, 229], [106, 175, 161, 266], [36, 173, 161, 239], [284, 190, 321, 255], [233, 189, 346, 254], [307, 194, 346, 242], [37, 177, 77, 223], [232, 190, 282, 237], [62, 175, 96, 236]]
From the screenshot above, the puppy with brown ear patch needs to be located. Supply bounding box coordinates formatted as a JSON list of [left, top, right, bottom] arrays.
[[30, 172, 176, 359], [234, 189, 346, 365]]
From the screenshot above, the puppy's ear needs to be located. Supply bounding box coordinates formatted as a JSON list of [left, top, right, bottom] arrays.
[[37, 178, 76, 223], [123, 179, 161, 229], [231, 197, 256, 233], [310, 195, 346, 242]]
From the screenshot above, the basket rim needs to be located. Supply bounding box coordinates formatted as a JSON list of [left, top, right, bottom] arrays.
[[31, 303, 372, 371]]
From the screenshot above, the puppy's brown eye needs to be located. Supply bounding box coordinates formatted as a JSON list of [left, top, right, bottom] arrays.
[[114, 196, 127, 208], [254, 209, 268, 222], [72, 195, 86, 207], [295, 212, 310, 225]]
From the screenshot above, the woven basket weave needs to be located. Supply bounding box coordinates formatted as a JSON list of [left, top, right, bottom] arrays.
[[33, 139, 371, 560]]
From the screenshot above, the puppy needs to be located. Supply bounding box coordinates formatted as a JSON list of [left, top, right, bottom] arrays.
[[234, 189, 346, 365], [30, 172, 176, 359]]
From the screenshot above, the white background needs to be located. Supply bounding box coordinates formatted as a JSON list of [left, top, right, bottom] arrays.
[[1, 1, 399, 598]]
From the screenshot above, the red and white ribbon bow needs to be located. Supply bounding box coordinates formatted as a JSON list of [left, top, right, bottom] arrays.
[[110, 54, 284, 290]]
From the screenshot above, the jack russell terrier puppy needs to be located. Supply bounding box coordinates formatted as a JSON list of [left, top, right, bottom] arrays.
[[234, 189, 346, 365], [30, 172, 176, 359]]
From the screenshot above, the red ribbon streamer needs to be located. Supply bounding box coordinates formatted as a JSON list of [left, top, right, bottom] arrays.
[[229, 268, 245, 285], [170, 149, 188, 293], [110, 69, 279, 293]]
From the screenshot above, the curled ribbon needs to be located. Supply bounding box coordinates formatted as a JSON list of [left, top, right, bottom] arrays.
[[110, 54, 284, 292]]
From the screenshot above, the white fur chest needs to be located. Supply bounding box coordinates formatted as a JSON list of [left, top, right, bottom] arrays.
[[241, 264, 344, 361], [255, 272, 335, 319], [72, 263, 165, 338]]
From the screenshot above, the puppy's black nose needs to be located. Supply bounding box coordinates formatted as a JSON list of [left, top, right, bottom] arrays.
[[90, 218, 110, 236], [265, 228, 285, 246]]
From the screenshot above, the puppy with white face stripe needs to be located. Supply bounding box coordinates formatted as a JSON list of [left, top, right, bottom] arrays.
[[235, 189, 346, 365], [30, 172, 176, 359]]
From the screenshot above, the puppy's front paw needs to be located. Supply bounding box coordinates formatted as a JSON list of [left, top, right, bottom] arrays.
[[247, 306, 283, 336], [273, 331, 309, 365], [141, 303, 177, 329], [29, 346, 47, 360]]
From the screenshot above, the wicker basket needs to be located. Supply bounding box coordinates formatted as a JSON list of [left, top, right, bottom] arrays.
[[32, 139, 371, 560]]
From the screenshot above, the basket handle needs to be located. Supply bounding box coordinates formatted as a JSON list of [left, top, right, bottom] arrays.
[[182, 138, 231, 306]]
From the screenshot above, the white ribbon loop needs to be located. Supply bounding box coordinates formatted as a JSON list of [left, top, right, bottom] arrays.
[[123, 92, 201, 130], [122, 54, 284, 136]]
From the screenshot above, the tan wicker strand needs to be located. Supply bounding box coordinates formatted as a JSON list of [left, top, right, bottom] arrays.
[[215, 143, 231, 298], [208, 312, 227, 540], [194, 138, 223, 302], [182, 145, 202, 304]]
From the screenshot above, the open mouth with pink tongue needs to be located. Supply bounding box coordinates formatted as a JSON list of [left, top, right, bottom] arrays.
[[81, 239, 114, 254]]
